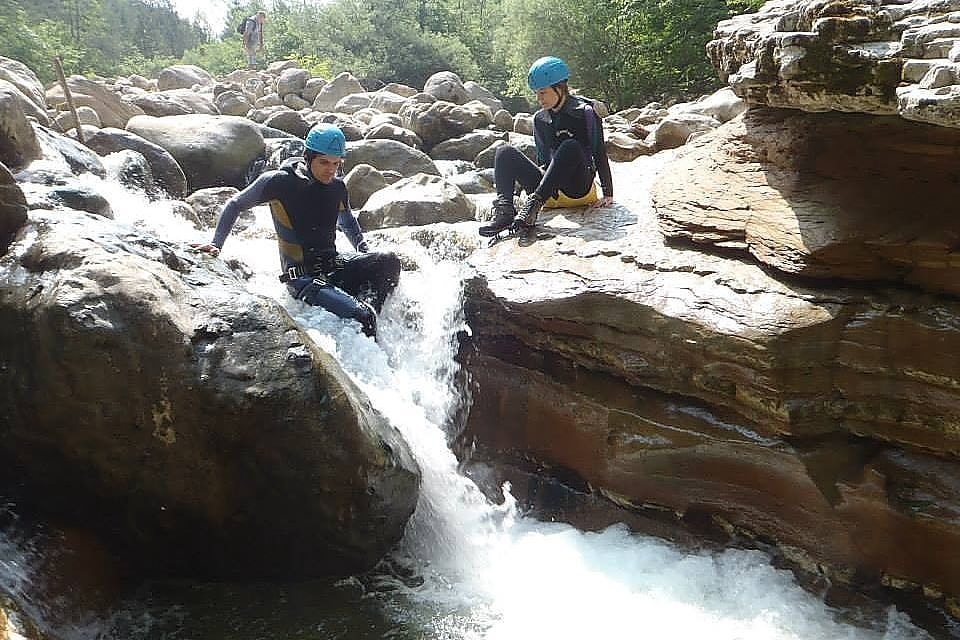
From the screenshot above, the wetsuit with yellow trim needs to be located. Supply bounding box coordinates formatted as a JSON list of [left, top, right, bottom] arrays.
[[211, 157, 400, 336]]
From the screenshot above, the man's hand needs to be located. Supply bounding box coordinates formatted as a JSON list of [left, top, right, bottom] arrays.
[[356, 240, 370, 253], [190, 242, 220, 256], [589, 196, 614, 209]]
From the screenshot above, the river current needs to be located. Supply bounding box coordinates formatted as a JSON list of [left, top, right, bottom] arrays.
[[0, 161, 936, 639]]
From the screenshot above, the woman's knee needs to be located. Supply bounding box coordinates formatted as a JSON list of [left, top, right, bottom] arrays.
[[494, 144, 526, 165]]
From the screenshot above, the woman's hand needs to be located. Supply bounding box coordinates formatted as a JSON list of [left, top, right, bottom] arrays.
[[590, 196, 614, 209]]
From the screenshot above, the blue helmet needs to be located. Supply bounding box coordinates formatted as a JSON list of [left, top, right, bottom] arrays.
[[527, 56, 569, 91], [305, 123, 346, 157]]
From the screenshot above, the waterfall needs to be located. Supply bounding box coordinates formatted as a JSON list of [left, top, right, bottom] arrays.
[[0, 171, 933, 640]]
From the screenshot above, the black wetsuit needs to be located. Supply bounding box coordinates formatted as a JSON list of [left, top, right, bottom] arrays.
[[494, 94, 613, 202], [212, 157, 400, 335]]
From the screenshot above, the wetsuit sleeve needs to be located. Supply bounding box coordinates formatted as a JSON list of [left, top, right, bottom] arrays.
[[590, 109, 613, 199], [211, 172, 274, 249], [336, 190, 367, 251]]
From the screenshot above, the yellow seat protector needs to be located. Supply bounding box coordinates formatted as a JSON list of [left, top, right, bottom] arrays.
[[543, 182, 599, 209]]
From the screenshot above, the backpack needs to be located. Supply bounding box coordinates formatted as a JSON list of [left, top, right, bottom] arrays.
[[236, 18, 247, 35]]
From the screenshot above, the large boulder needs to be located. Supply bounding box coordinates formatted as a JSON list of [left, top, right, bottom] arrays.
[[423, 71, 469, 104], [707, 0, 960, 128], [463, 157, 960, 605], [429, 130, 506, 162], [127, 88, 219, 117], [401, 100, 495, 151], [32, 124, 105, 178], [359, 173, 475, 228], [157, 64, 216, 91], [0, 80, 41, 170], [54, 105, 101, 131], [0, 211, 420, 578], [0, 162, 26, 254], [276, 67, 309, 98], [81, 126, 188, 198], [344, 163, 387, 209], [45, 75, 144, 128], [313, 72, 365, 111], [344, 138, 439, 178], [0, 56, 45, 113], [125, 114, 265, 190], [652, 107, 960, 297], [214, 90, 254, 117]]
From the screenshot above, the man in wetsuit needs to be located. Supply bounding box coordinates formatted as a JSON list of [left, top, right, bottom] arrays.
[[479, 56, 614, 237], [193, 123, 400, 337]]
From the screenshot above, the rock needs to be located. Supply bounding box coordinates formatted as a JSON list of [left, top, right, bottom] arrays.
[[707, 0, 960, 125], [334, 92, 375, 114], [463, 155, 960, 603], [81, 126, 188, 198], [263, 137, 306, 172], [157, 64, 216, 91], [492, 108, 514, 131], [313, 72, 365, 111], [344, 163, 387, 209], [359, 173, 475, 228], [423, 71, 469, 104], [214, 90, 253, 117], [0, 212, 420, 579], [400, 100, 494, 150], [127, 89, 219, 117], [102, 149, 156, 197], [369, 91, 409, 114], [186, 186, 241, 229], [606, 131, 655, 161], [343, 138, 439, 178], [382, 82, 418, 98], [0, 162, 27, 254], [429, 130, 505, 162], [263, 109, 310, 138], [283, 94, 310, 110], [48, 185, 113, 218], [45, 75, 145, 129], [276, 68, 309, 98], [513, 112, 534, 135], [648, 113, 722, 151], [670, 87, 747, 123], [0, 80, 41, 169], [652, 107, 960, 297], [126, 114, 265, 190], [363, 123, 422, 149], [33, 124, 105, 178], [54, 105, 101, 131], [302, 78, 326, 103], [463, 80, 503, 113], [0, 55, 46, 114]]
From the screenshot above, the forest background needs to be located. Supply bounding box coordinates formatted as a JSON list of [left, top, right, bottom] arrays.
[[0, 0, 764, 113]]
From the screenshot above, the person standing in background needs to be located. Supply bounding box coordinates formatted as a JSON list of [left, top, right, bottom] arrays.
[[241, 10, 266, 69]]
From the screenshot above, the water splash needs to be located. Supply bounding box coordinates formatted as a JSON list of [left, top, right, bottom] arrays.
[[0, 169, 935, 639]]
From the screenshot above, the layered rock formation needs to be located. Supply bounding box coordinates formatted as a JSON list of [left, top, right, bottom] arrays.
[[460, 0, 960, 623]]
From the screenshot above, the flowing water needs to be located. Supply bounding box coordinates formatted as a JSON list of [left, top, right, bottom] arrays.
[[0, 165, 938, 639]]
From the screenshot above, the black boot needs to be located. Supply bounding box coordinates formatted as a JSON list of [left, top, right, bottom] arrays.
[[512, 193, 544, 231], [478, 196, 517, 237]]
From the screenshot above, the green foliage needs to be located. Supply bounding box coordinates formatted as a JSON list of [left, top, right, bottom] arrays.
[[0, 0, 764, 112]]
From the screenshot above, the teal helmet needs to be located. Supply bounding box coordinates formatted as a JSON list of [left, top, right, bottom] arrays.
[[527, 56, 569, 91], [305, 123, 346, 157]]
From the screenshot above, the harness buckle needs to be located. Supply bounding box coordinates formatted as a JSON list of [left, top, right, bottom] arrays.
[[278, 265, 305, 283]]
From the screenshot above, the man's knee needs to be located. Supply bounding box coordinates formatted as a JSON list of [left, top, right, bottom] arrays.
[[380, 251, 401, 287]]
